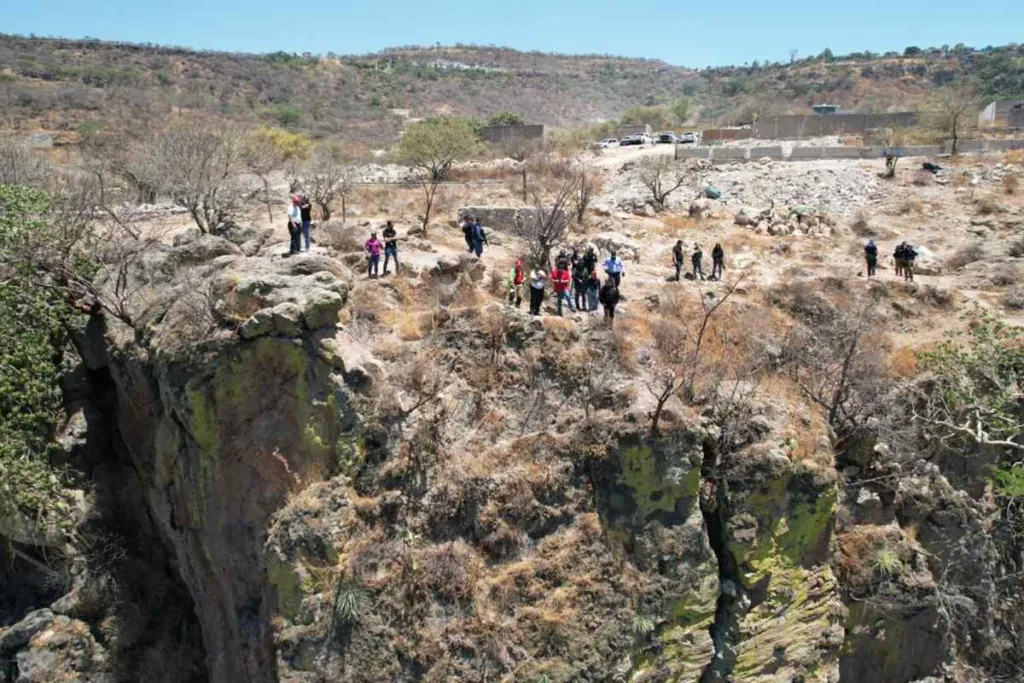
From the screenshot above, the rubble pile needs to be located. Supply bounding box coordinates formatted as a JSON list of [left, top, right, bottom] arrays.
[[734, 203, 839, 237]]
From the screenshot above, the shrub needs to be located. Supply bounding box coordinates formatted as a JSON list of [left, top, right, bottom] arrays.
[[1009, 239, 1024, 258], [945, 244, 984, 270], [872, 546, 902, 578], [1004, 286, 1024, 309], [1004, 173, 1019, 195], [911, 169, 933, 186], [976, 196, 1002, 215], [990, 263, 1021, 287]]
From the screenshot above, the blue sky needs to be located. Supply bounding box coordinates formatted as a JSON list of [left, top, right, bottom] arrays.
[[2, 0, 1020, 67]]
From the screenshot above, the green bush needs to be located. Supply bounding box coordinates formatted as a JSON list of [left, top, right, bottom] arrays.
[[0, 185, 76, 531]]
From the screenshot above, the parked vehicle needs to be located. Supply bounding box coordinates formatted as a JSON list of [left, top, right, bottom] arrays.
[[598, 138, 619, 148], [679, 132, 698, 144], [619, 136, 643, 146], [656, 132, 678, 144]]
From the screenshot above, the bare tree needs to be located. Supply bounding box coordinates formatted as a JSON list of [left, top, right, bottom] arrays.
[[788, 49, 798, 65], [647, 277, 745, 435], [304, 144, 356, 222], [0, 137, 52, 187], [637, 156, 691, 210], [572, 165, 601, 225], [781, 299, 889, 435], [519, 157, 580, 269], [927, 82, 981, 156], [156, 118, 247, 234]]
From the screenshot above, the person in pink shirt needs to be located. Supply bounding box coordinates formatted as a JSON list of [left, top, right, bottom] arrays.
[[364, 232, 382, 278]]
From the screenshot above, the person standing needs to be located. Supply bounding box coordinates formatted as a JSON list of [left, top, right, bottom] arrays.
[[586, 269, 601, 312], [599, 277, 620, 325], [903, 243, 916, 281], [462, 215, 475, 253], [287, 194, 302, 255], [691, 243, 705, 281], [382, 221, 399, 276], [299, 192, 313, 252], [864, 239, 878, 277], [551, 260, 574, 316], [572, 258, 589, 312], [364, 232, 382, 278], [893, 242, 905, 279], [603, 251, 625, 287], [672, 240, 685, 281], [711, 243, 725, 280], [529, 268, 547, 315], [508, 259, 525, 308], [471, 220, 487, 258]]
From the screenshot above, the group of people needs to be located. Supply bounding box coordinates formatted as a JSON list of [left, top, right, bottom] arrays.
[[287, 193, 313, 254], [363, 221, 400, 278], [506, 247, 626, 324], [864, 240, 917, 281], [672, 241, 725, 282]]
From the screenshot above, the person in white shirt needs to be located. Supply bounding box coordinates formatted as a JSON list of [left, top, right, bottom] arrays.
[[529, 269, 547, 315], [603, 251, 624, 287], [287, 195, 302, 254]]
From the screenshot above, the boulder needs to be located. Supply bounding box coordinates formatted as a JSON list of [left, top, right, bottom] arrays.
[[0, 609, 55, 651]]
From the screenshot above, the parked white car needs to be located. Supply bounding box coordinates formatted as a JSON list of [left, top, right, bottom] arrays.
[[598, 138, 619, 148]]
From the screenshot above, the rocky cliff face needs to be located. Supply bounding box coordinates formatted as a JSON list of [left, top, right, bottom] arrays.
[[1, 226, 1011, 683]]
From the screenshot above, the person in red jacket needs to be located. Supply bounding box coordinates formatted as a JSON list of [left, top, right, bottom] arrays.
[[508, 259, 525, 308], [550, 259, 575, 316]]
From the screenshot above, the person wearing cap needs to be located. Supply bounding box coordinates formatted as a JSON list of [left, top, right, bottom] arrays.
[[364, 232, 382, 278], [864, 239, 878, 277], [287, 194, 302, 254]]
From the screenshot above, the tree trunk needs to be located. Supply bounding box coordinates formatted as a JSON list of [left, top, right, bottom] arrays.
[[422, 180, 438, 237], [262, 177, 273, 222], [521, 167, 528, 202], [340, 194, 346, 225]]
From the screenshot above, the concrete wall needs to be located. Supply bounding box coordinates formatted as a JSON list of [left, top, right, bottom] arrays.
[[789, 147, 825, 159], [616, 125, 652, 138], [752, 112, 918, 139], [902, 145, 942, 157], [480, 124, 545, 145], [749, 146, 784, 159], [675, 146, 711, 159], [1011, 109, 1024, 129], [713, 148, 749, 162], [702, 128, 753, 143], [677, 139, 1024, 163], [981, 100, 1024, 126], [824, 146, 861, 158], [458, 206, 563, 240]]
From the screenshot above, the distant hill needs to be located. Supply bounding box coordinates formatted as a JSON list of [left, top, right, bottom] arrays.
[[1, 34, 1022, 145]]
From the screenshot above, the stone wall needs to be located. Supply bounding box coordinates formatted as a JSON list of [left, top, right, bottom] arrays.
[[752, 112, 918, 138], [480, 124, 545, 145], [677, 139, 1024, 162]]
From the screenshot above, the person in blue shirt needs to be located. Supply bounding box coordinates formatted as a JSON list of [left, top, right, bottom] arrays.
[[603, 251, 624, 287]]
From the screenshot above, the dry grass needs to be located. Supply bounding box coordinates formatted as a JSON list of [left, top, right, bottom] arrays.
[[976, 195, 1003, 215], [911, 169, 933, 187], [837, 525, 907, 587], [894, 199, 923, 215], [1004, 173, 1020, 195], [888, 347, 917, 378]]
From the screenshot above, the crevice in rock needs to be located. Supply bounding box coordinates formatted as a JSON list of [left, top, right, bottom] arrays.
[[698, 442, 746, 683]]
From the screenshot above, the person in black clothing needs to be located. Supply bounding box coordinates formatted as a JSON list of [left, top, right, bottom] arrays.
[[598, 278, 620, 326], [864, 239, 878, 277], [572, 259, 589, 312], [382, 221, 399, 276], [462, 216, 475, 253], [582, 246, 598, 274], [299, 192, 313, 251], [691, 243, 705, 281], [711, 243, 725, 280], [672, 240, 684, 281]]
